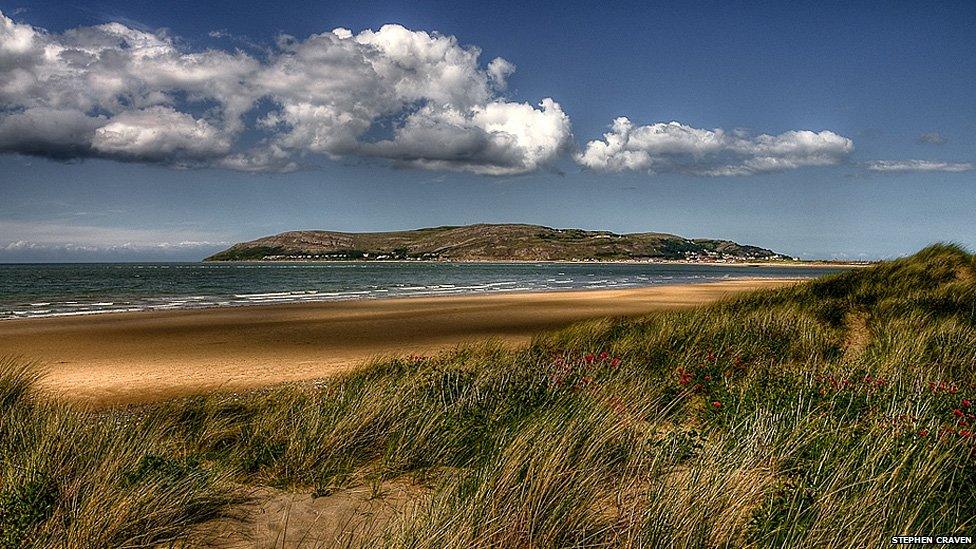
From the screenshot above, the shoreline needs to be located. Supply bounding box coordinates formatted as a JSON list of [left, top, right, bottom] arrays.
[[1, 274, 820, 323], [0, 279, 797, 406], [202, 258, 866, 268], [0, 259, 866, 268]]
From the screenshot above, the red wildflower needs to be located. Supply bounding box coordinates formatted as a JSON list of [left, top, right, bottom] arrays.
[[963, 399, 972, 408], [584, 353, 595, 364], [918, 429, 929, 437], [609, 357, 621, 368], [961, 430, 972, 437], [711, 401, 722, 408], [598, 351, 609, 361], [953, 409, 965, 418]]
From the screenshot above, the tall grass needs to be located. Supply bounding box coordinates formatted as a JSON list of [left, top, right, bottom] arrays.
[[1, 244, 974, 547], [0, 358, 236, 548]]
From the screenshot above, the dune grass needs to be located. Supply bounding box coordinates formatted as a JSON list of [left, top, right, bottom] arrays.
[[1, 244, 975, 547]]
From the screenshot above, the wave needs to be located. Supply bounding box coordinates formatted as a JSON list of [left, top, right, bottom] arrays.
[[0, 263, 845, 321]]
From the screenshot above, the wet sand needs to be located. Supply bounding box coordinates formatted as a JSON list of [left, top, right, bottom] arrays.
[[0, 279, 795, 406]]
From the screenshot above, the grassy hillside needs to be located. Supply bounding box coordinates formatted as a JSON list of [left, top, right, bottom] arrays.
[[205, 223, 787, 262], [2, 244, 974, 547]]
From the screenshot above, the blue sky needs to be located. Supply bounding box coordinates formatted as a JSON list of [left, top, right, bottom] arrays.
[[1, 0, 974, 261]]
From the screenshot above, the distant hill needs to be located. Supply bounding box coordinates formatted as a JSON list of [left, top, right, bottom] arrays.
[[204, 224, 790, 262]]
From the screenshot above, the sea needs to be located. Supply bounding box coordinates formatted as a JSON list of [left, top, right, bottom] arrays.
[[0, 262, 847, 321]]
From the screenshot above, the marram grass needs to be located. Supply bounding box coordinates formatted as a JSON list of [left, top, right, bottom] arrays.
[[1, 244, 975, 547]]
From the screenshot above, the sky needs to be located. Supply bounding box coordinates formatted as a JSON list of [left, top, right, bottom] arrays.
[[1, 0, 974, 261]]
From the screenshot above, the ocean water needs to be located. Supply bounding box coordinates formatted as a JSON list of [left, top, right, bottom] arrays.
[[0, 262, 847, 320]]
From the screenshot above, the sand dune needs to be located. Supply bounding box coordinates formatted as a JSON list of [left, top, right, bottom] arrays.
[[0, 279, 794, 406]]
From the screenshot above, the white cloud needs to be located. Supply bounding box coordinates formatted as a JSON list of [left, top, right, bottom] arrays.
[[0, 239, 228, 261], [0, 107, 104, 157], [0, 13, 569, 174], [576, 118, 853, 176], [917, 132, 947, 145], [0, 220, 228, 248], [362, 98, 571, 175], [92, 107, 231, 162], [0, 12, 254, 165], [487, 57, 516, 90], [0, 220, 234, 260], [2, 240, 224, 252], [865, 160, 973, 173], [2, 12, 874, 180]]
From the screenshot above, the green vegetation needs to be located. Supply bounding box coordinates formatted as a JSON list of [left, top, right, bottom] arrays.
[[204, 223, 788, 262], [204, 245, 289, 261], [2, 244, 975, 547], [0, 359, 235, 547]]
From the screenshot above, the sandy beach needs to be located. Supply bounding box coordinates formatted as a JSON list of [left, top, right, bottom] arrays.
[[0, 279, 794, 406]]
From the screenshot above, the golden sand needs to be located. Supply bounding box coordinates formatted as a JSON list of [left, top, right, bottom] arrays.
[[0, 279, 795, 406]]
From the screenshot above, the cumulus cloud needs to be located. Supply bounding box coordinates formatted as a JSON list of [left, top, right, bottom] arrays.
[[917, 132, 947, 145], [0, 12, 568, 174], [362, 99, 571, 175], [92, 107, 231, 162], [865, 160, 973, 173], [2, 12, 872, 179], [576, 118, 854, 175], [487, 57, 516, 90], [0, 107, 104, 157]]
